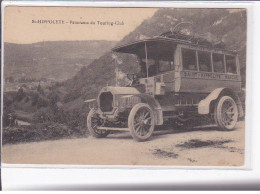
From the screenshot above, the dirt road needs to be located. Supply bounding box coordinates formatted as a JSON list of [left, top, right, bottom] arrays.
[[2, 121, 245, 166]]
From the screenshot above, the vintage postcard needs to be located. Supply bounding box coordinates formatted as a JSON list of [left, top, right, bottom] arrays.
[[2, 6, 247, 166]]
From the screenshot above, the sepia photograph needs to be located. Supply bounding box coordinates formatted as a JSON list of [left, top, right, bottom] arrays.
[[2, 6, 247, 166]]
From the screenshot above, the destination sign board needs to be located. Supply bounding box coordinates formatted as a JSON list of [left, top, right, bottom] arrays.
[[181, 71, 240, 81]]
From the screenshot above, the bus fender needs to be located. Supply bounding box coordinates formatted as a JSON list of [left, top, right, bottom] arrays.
[[198, 88, 224, 115], [198, 88, 243, 118]]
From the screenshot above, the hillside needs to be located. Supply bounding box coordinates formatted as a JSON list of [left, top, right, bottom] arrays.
[[4, 40, 116, 82], [64, 8, 247, 102]]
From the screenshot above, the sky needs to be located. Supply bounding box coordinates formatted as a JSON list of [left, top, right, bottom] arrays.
[[4, 7, 157, 44]]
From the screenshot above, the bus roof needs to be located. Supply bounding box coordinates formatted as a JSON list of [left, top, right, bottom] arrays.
[[112, 36, 237, 55]]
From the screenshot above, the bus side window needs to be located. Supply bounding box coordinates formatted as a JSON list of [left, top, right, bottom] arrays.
[[226, 55, 237, 74], [198, 51, 212, 72], [182, 48, 197, 71], [213, 53, 225, 73]]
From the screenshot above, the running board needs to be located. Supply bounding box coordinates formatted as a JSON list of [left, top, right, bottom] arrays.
[[97, 127, 129, 132]]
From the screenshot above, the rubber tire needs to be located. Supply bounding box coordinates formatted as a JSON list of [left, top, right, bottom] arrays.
[[214, 96, 238, 131], [128, 103, 155, 142], [87, 108, 110, 138]]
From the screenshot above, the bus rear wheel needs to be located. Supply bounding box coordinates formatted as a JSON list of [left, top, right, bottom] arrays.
[[214, 96, 238, 131]]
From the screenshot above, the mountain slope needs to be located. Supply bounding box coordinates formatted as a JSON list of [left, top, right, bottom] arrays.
[[4, 40, 116, 81]]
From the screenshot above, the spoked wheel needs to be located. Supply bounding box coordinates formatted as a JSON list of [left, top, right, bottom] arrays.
[[214, 96, 238, 130], [87, 108, 110, 138], [128, 103, 155, 142]]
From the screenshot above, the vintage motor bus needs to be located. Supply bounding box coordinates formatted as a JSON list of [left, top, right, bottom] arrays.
[[86, 31, 244, 141]]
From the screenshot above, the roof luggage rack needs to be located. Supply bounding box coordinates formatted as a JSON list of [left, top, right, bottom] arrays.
[[158, 22, 226, 49]]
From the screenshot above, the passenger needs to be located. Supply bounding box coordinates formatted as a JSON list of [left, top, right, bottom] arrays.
[[227, 64, 236, 74], [200, 63, 210, 72], [148, 59, 158, 76]]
